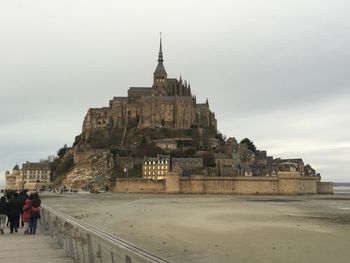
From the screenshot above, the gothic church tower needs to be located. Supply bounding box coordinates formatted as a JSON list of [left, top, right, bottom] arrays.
[[152, 35, 167, 96]]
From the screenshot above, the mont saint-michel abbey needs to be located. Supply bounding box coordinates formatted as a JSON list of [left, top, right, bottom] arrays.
[[82, 38, 217, 133]]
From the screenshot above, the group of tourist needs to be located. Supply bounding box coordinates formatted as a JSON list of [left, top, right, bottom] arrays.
[[0, 189, 41, 235]]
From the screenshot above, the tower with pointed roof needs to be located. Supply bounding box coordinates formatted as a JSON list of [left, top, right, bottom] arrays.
[[152, 34, 168, 96]]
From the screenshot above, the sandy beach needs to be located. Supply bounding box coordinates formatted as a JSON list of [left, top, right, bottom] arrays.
[[43, 193, 350, 263]]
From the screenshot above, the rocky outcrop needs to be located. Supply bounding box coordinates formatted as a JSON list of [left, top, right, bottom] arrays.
[[63, 148, 113, 188]]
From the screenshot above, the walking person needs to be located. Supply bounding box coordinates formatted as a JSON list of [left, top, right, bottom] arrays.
[[8, 192, 22, 233], [29, 192, 41, 208], [19, 189, 29, 227], [0, 196, 9, 234], [5, 190, 13, 227], [22, 199, 32, 234], [28, 192, 41, 235], [29, 203, 40, 235]]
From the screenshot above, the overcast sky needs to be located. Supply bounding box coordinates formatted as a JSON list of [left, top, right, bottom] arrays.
[[1, 0, 349, 186]]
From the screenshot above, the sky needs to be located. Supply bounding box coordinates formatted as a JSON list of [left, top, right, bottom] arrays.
[[1, 0, 349, 186]]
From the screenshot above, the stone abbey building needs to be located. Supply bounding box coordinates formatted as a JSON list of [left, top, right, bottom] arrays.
[[82, 38, 217, 135]]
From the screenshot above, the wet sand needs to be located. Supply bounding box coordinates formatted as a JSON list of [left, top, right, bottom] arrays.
[[43, 193, 350, 263]]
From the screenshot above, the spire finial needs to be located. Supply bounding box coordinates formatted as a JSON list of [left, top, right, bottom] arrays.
[[158, 32, 163, 62]]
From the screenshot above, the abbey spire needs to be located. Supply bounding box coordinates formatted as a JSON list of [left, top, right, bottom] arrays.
[[154, 33, 167, 75], [158, 34, 163, 62], [153, 33, 167, 96]]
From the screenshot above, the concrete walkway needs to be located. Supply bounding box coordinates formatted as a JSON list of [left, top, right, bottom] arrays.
[[0, 227, 74, 263]]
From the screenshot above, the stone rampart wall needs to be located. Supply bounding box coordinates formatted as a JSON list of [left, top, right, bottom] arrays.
[[300, 177, 318, 194], [114, 174, 331, 195], [179, 176, 279, 194], [115, 179, 165, 193], [317, 182, 334, 194], [228, 177, 278, 194]]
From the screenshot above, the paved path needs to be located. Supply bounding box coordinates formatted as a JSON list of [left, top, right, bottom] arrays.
[[0, 227, 74, 263]]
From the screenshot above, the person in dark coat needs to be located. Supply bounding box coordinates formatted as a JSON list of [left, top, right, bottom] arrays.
[[5, 191, 13, 227], [29, 205, 40, 234], [8, 193, 22, 233], [28, 192, 41, 234], [0, 196, 9, 234], [30, 192, 41, 208]]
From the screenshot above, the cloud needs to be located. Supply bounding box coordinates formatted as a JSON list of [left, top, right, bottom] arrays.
[[1, 0, 349, 184]]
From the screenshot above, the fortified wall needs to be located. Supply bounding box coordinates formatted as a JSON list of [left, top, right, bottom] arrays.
[[114, 172, 333, 195]]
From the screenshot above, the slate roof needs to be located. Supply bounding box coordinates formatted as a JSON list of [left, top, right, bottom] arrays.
[[213, 153, 231, 159], [128, 87, 152, 92], [143, 96, 192, 101], [196, 103, 207, 108], [167, 78, 178, 86], [22, 162, 50, 171], [281, 158, 304, 164], [144, 155, 170, 162], [154, 62, 167, 75], [172, 158, 203, 161]]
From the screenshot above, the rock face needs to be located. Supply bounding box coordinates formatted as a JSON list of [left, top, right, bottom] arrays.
[[63, 148, 114, 188]]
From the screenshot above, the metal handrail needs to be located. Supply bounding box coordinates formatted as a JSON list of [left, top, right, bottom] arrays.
[[41, 204, 169, 263]]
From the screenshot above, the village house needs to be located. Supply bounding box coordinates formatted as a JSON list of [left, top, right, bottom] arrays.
[[171, 158, 203, 176], [142, 155, 170, 180], [5, 161, 51, 190]]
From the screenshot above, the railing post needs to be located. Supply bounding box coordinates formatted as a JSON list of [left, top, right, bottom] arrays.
[[125, 255, 132, 263], [66, 225, 76, 260], [111, 251, 115, 263], [97, 244, 103, 263], [87, 233, 95, 263], [57, 218, 63, 248], [80, 233, 86, 263], [74, 229, 80, 261]]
